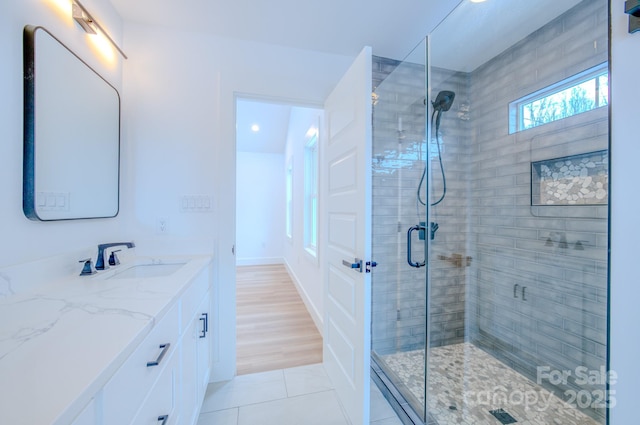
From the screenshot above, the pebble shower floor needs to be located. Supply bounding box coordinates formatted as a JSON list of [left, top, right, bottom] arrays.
[[381, 342, 602, 425]]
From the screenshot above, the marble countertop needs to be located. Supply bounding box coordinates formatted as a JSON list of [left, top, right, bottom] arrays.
[[0, 255, 212, 425]]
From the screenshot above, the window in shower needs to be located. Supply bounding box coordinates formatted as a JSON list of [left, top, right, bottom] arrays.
[[303, 134, 318, 256], [510, 62, 608, 133]]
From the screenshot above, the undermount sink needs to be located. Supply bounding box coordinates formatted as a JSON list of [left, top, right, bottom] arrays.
[[107, 263, 186, 280]]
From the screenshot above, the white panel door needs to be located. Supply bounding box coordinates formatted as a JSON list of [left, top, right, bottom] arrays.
[[322, 46, 373, 425]]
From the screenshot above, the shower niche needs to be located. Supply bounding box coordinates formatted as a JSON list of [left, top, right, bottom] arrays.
[[531, 150, 609, 206]]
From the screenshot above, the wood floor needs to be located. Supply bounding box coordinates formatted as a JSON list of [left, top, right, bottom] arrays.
[[236, 264, 323, 375]]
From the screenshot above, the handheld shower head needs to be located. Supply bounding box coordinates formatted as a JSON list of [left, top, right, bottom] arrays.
[[418, 89, 456, 209], [432, 90, 456, 112]]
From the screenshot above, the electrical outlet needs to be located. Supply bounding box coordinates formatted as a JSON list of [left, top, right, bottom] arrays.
[[157, 217, 169, 234]]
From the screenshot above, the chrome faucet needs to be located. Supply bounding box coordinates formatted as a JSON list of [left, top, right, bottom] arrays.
[[96, 242, 135, 270]]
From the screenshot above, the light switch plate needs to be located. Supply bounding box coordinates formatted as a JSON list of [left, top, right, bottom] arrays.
[[180, 195, 213, 213]]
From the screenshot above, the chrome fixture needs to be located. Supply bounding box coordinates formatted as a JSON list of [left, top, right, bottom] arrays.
[[342, 258, 377, 274], [407, 224, 426, 268], [437, 253, 472, 268], [78, 258, 96, 276], [417, 90, 456, 209], [108, 249, 121, 266], [72, 0, 128, 59], [96, 241, 135, 270]]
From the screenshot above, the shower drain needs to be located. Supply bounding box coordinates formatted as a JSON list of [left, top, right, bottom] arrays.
[[489, 408, 517, 424]]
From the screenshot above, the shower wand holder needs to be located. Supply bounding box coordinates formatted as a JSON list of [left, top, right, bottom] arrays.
[[418, 222, 439, 240]]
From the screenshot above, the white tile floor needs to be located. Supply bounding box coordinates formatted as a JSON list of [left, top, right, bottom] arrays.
[[197, 363, 403, 425]]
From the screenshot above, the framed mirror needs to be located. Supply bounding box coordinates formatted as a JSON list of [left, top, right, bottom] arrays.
[[23, 25, 120, 221]]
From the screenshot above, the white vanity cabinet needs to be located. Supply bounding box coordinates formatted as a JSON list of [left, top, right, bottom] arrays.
[[0, 256, 216, 425], [103, 304, 180, 425], [129, 348, 180, 425], [66, 261, 212, 425], [195, 295, 212, 397], [180, 269, 212, 425]]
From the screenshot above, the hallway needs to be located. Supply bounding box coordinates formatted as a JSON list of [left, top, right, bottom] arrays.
[[236, 264, 323, 375]]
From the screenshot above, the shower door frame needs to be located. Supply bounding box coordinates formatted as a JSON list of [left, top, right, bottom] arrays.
[[369, 35, 433, 425], [420, 1, 612, 423]]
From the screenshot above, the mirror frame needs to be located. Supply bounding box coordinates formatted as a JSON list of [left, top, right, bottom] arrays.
[[23, 25, 121, 221]]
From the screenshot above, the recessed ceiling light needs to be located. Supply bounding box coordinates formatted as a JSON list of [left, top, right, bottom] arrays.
[[251, 124, 260, 132], [470, 0, 487, 3]]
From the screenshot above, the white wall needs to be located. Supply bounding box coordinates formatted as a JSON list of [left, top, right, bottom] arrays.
[[4, 1, 635, 417], [121, 23, 353, 379], [609, 3, 640, 424], [0, 0, 126, 270], [283, 106, 325, 334], [236, 151, 285, 265], [121, 2, 639, 419]]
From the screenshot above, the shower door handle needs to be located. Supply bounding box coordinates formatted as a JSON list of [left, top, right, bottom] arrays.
[[407, 225, 426, 268]]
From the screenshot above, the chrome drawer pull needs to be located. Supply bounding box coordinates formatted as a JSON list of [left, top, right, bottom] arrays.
[[158, 414, 169, 424], [146, 343, 170, 367], [199, 313, 208, 338]]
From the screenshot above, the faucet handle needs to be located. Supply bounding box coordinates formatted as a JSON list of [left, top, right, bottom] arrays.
[[108, 250, 121, 266], [79, 258, 96, 276]]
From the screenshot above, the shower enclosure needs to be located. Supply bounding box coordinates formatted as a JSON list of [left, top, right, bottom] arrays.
[[370, 0, 610, 424]]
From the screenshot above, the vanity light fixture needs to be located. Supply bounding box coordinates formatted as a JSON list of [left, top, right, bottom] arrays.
[[71, 0, 128, 59]]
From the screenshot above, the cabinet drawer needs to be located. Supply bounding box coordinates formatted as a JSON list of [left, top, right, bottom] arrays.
[[180, 268, 209, 330], [196, 292, 212, 399], [130, 349, 179, 425], [103, 304, 179, 425]]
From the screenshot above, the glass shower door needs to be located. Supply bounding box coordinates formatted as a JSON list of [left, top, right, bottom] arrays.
[[424, 0, 610, 424], [370, 39, 429, 423]]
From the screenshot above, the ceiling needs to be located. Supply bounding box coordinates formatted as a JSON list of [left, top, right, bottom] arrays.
[[110, 0, 463, 154], [430, 0, 583, 72], [109, 0, 459, 60], [235, 99, 292, 153], [110, 0, 586, 152], [110, 0, 584, 65]]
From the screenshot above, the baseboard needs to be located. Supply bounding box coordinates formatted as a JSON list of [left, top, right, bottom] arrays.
[[284, 259, 324, 336], [236, 257, 284, 266]]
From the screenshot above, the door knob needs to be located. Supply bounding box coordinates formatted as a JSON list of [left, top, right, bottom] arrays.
[[342, 258, 363, 273]]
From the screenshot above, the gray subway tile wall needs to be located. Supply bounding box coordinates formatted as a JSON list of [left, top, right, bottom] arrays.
[[371, 0, 608, 421], [371, 52, 470, 355], [469, 0, 608, 420]]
